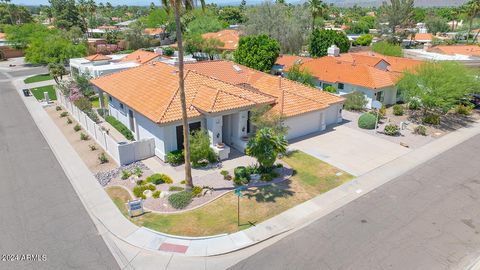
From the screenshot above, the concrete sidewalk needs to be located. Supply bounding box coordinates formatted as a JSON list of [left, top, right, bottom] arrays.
[[15, 76, 480, 269]]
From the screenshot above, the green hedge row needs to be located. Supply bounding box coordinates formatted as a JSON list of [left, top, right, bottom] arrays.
[[105, 116, 134, 140]]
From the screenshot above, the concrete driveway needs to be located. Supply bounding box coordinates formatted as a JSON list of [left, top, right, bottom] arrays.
[[290, 124, 411, 176]]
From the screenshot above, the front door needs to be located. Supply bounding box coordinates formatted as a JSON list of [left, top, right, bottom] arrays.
[[222, 115, 231, 145]]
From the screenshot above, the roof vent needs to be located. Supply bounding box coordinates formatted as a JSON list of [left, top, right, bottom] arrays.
[[233, 65, 242, 72], [327, 44, 340, 57]]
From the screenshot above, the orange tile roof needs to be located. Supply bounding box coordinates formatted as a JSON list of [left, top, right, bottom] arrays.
[[186, 61, 344, 117], [429, 45, 480, 57], [144, 28, 165, 36], [91, 62, 275, 124], [275, 55, 313, 71], [120, 49, 159, 64], [352, 51, 423, 73], [414, 33, 433, 41], [85, 54, 112, 61], [0, 33, 5, 39], [202, 29, 240, 51]]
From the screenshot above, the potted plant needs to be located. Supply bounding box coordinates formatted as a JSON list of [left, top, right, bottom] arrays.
[[216, 142, 225, 149]]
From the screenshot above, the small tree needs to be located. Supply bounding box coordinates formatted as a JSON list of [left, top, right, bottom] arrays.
[[48, 63, 67, 84], [233, 34, 280, 72], [371, 41, 403, 57], [354, 34, 373, 46], [344, 92, 368, 111], [189, 129, 218, 167], [286, 64, 316, 87], [250, 105, 288, 136], [246, 128, 288, 170], [308, 29, 350, 57]]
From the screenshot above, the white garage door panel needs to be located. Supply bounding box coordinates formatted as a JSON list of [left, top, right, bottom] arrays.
[[285, 112, 321, 140]]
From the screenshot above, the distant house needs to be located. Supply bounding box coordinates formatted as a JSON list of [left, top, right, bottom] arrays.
[[414, 33, 433, 43], [69, 50, 161, 78], [90, 60, 345, 161], [144, 28, 165, 38], [201, 29, 240, 51], [404, 45, 480, 65], [278, 46, 423, 108], [272, 55, 312, 75]]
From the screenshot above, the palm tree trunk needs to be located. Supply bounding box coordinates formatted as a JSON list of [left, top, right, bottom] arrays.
[[467, 17, 473, 44], [173, 0, 193, 190]]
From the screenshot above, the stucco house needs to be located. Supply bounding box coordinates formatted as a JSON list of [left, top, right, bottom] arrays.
[[277, 47, 422, 108], [90, 60, 344, 161]]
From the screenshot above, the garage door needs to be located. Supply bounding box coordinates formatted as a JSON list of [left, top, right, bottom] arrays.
[[285, 111, 322, 140]]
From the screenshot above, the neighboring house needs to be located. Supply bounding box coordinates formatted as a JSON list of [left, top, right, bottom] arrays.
[[272, 55, 312, 75], [279, 46, 422, 108], [69, 50, 161, 78], [90, 60, 344, 161], [404, 45, 480, 66], [201, 29, 240, 51], [144, 28, 165, 39], [414, 33, 433, 44]]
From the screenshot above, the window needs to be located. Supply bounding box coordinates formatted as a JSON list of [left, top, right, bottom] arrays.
[[338, 83, 344, 90], [322, 83, 331, 88], [120, 103, 124, 110], [108, 96, 112, 102]]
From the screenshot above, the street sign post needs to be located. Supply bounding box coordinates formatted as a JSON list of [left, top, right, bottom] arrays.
[[127, 199, 144, 217], [234, 186, 246, 226], [371, 100, 382, 135]]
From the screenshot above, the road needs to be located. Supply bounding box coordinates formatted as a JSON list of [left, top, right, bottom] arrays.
[[0, 67, 118, 269], [230, 134, 480, 270]]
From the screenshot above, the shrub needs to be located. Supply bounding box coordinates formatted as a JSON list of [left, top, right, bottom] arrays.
[[408, 99, 421, 110], [379, 105, 386, 118], [371, 41, 403, 57], [344, 92, 368, 111], [133, 167, 143, 177], [324, 86, 336, 93], [383, 124, 399, 136], [234, 166, 249, 181], [60, 111, 68, 117], [180, 180, 186, 184], [146, 173, 173, 185], [220, 170, 232, 180], [74, 96, 92, 111], [168, 191, 193, 209], [358, 113, 377, 129], [233, 177, 249, 186], [133, 184, 156, 199], [105, 115, 134, 140], [85, 109, 99, 123], [423, 113, 440, 125], [455, 104, 473, 115], [98, 152, 108, 164], [168, 186, 185, 192], [89, 144, 97, 151], [152, 190, 161, 199], [56, 106, 62, 111], [190, 129, 218, 167], [246, 165, 260, 175], [80, 132, 89, 140], [67, 117, 73, 124], [163, 46, 174, 57], [73, 124, 81, 132], [393, 104, 404, 116], [261, 173, 273, 181], [191, 186, 203, 197], [97, 108, 107, 118], [246, 128, 288, 170], [136, 179, 146, 185], [121, 170, 131, 180], [166, 150, 184, 165], [414, 125, 427, 136]]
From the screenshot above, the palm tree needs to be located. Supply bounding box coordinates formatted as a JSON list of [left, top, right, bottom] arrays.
[[464, 0, 480, 44], [164, 0, 205, 190], [308, 0, 323, 32]]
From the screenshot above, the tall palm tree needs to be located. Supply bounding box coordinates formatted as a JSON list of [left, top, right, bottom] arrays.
[[464, 0, 480, 44], [164, 0, 205, 190], [308, 0, 323, 32]]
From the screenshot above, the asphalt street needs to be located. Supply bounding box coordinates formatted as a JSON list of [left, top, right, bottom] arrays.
[[230, 134, 480, 270], [0, 68, 118, 269]]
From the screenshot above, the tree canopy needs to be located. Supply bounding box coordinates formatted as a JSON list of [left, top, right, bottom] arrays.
[[308, 29, 350, 57], [246, 128, 288, 170], [286, 64, 316, 87], [371, 41, 403, 57], [233, 34, 280, 72]]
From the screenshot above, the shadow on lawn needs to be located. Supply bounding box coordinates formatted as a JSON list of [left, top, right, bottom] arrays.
[[243, 180, 295, 203]]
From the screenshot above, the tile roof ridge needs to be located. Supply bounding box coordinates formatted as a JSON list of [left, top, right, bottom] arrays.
[[157, 69, 191, 123]]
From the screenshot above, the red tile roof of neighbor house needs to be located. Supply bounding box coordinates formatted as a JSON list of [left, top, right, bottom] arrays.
[[201, 29, 240, 51], [0, 33, 6, 39], [429, 45, 480, 57], [91, 60, 344, 124], [144, 28, 165, 36], [84, 54, 112, 61], [120, 49, 159, 64], [414, 33, 433, 41], [275, 55, 313, 70]]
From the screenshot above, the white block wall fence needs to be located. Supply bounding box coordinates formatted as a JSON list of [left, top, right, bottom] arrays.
[[55, 88, 155, 165]]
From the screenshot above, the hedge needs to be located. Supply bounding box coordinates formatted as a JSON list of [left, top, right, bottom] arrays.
[[358, 113, 377, 129], [105, 116, 134, 140], [168, 191, 193, 209]]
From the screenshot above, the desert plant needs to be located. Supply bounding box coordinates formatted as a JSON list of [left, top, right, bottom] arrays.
[[233, 177, 249, 186], [80, 132, 89, 140], [56, 106, 62, 111], [180, 180, 186, 184], [423, 113, 440, 125], [166, 150, 185, 165], [133, 167, 143, 177], [89, 144, 97, 151], [168, 186, 185, 192], [379, 105, 387, 118], [220, 170, 232, 180], [146, 173, 173, 185], [408, 99, 421, 110], [152, 190, 161, 199], [168, 191, 193, 209], [121, 170, 132, 180], [234, 166, 250, 181], [393, 104, 404, 116], [383, 124, 399, 136], [414, 125, 427, 136], [133, 184, 156, 199], [246, 128, 288, 170], [189, 129, 218, 167], [98, 152, 108, 164], [66, 117, 73, 124], [344, 92, 368, 111], [455, 104, 473, 115], [73, 124, 81, 132], [60, 111, 68, 117], [191, 186, 203, 197], [358, 113, 377, 129]]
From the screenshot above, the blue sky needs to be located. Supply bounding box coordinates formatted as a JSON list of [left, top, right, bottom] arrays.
[[12, 0, 248, 6]]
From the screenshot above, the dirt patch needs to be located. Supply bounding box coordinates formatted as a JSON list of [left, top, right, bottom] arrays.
[[45, 104, 117, 173]]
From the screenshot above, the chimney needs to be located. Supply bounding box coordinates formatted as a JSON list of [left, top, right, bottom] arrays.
[[423, 42, 432, 52], [327, 45, 340, 57]]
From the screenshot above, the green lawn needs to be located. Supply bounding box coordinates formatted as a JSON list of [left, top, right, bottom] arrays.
[[90, 95, 108, 108], [24, 74, 53, 84], [106, 150, 354, 236], [30, 85, 57, 101]]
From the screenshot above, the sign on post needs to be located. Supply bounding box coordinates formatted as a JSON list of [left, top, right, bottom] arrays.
[[127, 199, 144, 217], [234, 186, 247, 226], [371, 100, 382, 134]]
